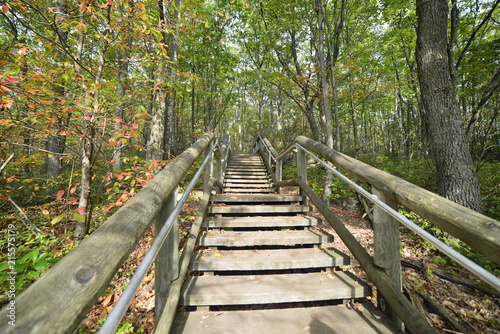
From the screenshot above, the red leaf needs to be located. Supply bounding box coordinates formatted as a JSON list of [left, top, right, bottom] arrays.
[[69, 197, 77, 203], [0, 195, 7, 201], [70, 186, 77, 194], [83, 115, 91, 121], [116, 174, 124, 181], [56, 190, 64, 200], [104, 203, 115, 212], [246, 3, 249, 8], [132, 123, 139, 129], [75, 207, 85, 211], [2, 4, 9, 13]]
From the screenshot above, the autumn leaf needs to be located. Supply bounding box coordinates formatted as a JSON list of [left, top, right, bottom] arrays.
[[205, 21, 209, 28], [2, 5, 9, 13], [73, 212, 85, 222], [215, 252, 222, 257], [246, 3, 249, 8], [51, 213, 65, 225], [56, 189, 65, 200], [42, 209, 49, 215], [102, 294, 113, 307]]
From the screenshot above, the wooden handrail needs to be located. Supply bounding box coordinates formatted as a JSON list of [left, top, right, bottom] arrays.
[[256, 134, 500, 333], [293, 136, 500, 265], [0, 133, 215, 333]]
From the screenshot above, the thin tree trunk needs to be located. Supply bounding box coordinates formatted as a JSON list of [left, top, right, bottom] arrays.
[[316, 0, 334, 205], [46, 0, 68, 188], [113, 2, 134, 171]]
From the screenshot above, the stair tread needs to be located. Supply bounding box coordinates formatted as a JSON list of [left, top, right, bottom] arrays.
[[189, 247, 350, 271], [211, 195, 302, 202], [172, 304, 402, 334], [204, 216, 319, 228], [223, 183, 272, 188], [180, 271, 370, 306], [197, 230, 333, 246], [223, 189, 275, 193], [222, 179, 270, 183], [208, 205, 311, 214]]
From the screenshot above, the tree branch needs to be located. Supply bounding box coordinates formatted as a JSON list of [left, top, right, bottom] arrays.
[[455, 0, 500, 69]]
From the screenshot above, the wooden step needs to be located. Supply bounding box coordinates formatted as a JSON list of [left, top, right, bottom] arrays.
[[189, 248, 350, 271], [223, 188, 275, 193], [179, 271, 370, 306], [203, 216, 319, 228], [225, 171, 268, 176], [227, 162, 264, 166], [210, 195, 303, 203], [224, 175, 270, 180], [172, 304, 402, 334], [208, 205, 311, 215], [226, 167, 266, 171], [223, 183, 272, 188], [222, 179, 270, 184], [197, 230, 333, 247]]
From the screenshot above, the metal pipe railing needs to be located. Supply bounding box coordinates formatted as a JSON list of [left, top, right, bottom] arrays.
[[98, 139, 218, 334], [256, 135, 500, 291], [258, 134, 276, 161], [295, 144, 500, 291]]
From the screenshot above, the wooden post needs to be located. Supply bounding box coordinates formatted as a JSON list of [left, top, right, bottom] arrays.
[[297, 148, 308, 205], [203, 140, 214, 190], [276, 159, 282, 195], [372, 187, 403, 330], [215, 153, 222, 194], [155, 185, 179, 322]]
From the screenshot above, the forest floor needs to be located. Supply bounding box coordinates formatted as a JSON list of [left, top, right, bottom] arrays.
[[47, 188, 500, 333]]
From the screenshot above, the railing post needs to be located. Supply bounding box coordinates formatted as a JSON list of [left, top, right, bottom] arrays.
[[154, 185, 179, 322], [276, 159, 282, 195], [372, 187, 403, 330], [203, 139, 214, 190], [297, 148, 308, 205]]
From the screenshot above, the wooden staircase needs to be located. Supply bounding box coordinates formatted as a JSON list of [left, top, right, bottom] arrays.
[[172, 153, 401, 333]]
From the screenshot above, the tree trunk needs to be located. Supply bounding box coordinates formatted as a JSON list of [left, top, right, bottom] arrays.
[[146, 0, 172, 162], [113, 3, 134, 171], [415, 0, 483, 213], [46, 0, 68, 188], [163, 0, 181, 160], [316, 0, 334, 206]]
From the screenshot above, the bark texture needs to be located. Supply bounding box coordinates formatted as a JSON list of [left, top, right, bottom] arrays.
[[415, 0, 483, 213]]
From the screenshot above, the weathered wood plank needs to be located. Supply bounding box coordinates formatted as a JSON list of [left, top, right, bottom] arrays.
[[0, 133, 214, 334], [295, 136, 500, 265], [197, 230, 332, 247], [189, 248, 349, 271], [298, 179, 435, 334], [172, 304, 402, 334], [207, 205, 311, 214], [203, 216, 319, 228], [210, 195, 302, 202], [154, 178, 215, 333], [373, 187, 403, 330], [179, 271, 370, 306]]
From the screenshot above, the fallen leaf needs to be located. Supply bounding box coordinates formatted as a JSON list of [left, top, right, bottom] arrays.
[[215, 252, 222, 257], [102, 294, 113, 307]]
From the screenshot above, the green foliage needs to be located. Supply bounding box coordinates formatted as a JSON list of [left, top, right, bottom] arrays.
[[478, 162, 500, 221], [399, 209, 500, 276], [116, 320, 134, 334]]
